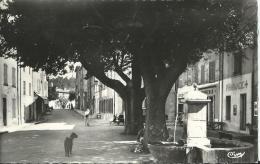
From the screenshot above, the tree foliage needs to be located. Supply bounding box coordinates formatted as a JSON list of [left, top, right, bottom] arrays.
[[49, 77, 76, 90], [0, 0, 256, 78], [68, 91, 76, 101]]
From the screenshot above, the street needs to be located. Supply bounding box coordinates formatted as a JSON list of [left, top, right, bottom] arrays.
[[0, 110, 154, 163]]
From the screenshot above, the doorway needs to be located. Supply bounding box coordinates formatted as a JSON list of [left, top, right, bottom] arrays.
[[240, 94, 247, 130], [2, 98, 7, 126]]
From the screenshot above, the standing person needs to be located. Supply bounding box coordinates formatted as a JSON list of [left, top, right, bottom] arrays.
[[84, 108, 90, 126]]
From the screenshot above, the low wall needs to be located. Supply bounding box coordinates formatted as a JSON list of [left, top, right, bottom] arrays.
[[188, 137, 255, 163]]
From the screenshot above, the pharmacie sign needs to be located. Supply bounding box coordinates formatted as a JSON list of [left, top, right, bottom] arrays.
[[226, 80, 248, 91]]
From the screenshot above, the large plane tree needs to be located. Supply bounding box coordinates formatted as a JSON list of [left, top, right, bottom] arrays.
[[0, 0, 256, 144]]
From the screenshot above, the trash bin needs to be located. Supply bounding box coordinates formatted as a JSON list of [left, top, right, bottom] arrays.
[[97, 113, 101, 119]]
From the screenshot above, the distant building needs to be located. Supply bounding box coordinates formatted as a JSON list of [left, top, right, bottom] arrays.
[[56, 88, 70, 99], [75, 66, 123, 119], [94, 71, 123, 120]]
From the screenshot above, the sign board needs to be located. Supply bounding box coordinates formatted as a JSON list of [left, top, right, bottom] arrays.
[[226, 81, 248, 91]]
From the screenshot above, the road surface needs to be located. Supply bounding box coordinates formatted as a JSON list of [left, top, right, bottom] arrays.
[[0, 109, 154, 163]]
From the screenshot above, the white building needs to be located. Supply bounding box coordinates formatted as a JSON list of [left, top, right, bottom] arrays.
[[0, 57, 18, 127], [1, 56, 49, 127]]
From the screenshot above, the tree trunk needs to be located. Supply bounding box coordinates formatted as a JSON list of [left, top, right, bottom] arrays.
[[144, 91, 169, 144], [123, 86, 143, 134], [124, 55, 144, 134]]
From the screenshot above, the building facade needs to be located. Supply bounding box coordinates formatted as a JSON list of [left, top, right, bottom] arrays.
[[0, 57, 48, 128], [0, 57, 18, 127], [94, 71, 123, 120], [177, 48, 257, 134]]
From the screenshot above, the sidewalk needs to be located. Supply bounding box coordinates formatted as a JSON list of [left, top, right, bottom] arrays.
[[0, 119, 48, 134], [0, 123, 34, 134]]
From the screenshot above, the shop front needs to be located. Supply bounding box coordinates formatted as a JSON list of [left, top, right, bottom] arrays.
[[222, 73, 252, 134]]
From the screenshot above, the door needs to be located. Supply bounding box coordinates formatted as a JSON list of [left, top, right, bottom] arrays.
[[240, 94, 247, 130], [3, 98, 7, 126]]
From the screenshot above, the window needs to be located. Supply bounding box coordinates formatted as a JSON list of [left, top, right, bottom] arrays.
[[4, 64, 8, 86], [29, 68, 30, 74], [209, 61, 215, 82], [12, 67, 16, 87], [12, 99, 16, 118], [226, 96, 231, 120], [29, 83, 32, 96], [23, 81, 26, 95], [234, 53, 242, 75], [201, 65, 205, 84]]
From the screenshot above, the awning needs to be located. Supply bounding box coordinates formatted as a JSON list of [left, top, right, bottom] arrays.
[[197, 81, 219, 89], [34, 92, 48, 104]]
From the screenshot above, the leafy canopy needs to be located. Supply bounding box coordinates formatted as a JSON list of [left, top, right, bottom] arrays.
[[0, 0, 256, 78]]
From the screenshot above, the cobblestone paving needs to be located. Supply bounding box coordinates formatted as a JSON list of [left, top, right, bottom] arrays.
[[0, 109, 155, 163]]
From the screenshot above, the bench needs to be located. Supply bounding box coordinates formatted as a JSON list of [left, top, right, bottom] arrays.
[[208, 121, 225, 130]]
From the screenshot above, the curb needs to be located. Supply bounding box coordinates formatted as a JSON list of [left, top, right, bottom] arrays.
[[34, 119, 48, 125], [0, 131, 8, 135]]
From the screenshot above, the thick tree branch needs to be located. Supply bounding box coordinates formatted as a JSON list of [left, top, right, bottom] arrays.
[[114, 66, 131, 84], [159, 58, 188, 98], [112, 56, 131, 83]]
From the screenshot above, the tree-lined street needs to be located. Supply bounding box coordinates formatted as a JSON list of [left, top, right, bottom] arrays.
[[0, 0, 257, 163], [0, 110, 154, 163]]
